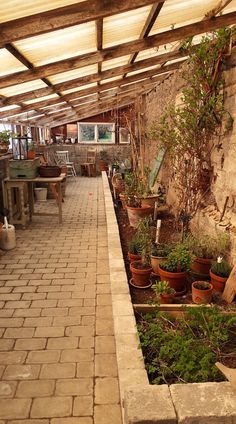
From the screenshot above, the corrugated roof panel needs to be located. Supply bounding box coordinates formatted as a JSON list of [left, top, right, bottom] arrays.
[[0, 104, 20, 112], [102, 55, 131, 72], [13, 21, 96, 66], [222, 0, 236, 13], [135, 42, 178, 61], [103, 5, 152, 48], [0, 48, 27, 77], [24, 94, 59, 105], [62, 82, 97, 95], [100, 76, 122, 85], [150, 0, 219, 35], [127, 64, 161, 77], [0, 0, 84, 23], [48, 64, 98, 84], [0, 80, 47, 97]]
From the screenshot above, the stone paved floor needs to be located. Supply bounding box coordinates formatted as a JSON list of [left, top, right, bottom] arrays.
[[0, 177, 122, 424]]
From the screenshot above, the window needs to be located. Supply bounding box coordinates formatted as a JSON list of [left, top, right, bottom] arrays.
[[119, 127, 131, 144], [78, 122, 115, 143]]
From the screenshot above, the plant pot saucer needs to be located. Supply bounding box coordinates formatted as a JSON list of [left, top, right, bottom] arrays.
[[129, 278, 152, 289], [174, 287, 187, 297]]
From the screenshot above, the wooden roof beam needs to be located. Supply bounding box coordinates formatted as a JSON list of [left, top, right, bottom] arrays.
[[0, 0, 159, 47]]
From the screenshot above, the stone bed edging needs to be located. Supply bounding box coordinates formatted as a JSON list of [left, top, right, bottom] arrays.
[[102, 171, 236, 424]]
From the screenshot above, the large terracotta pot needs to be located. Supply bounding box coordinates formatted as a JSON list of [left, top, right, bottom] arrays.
[[151, 255, 167, 275], [191, 257, 212, 275], [210, 270, 227, 293], [192, 281, 213, 304], [126, 205, 152, 228], [158, 266, 187, 294], [130, 261, 152, 287], [141, 195, 159, 209], [128, 252, 141, 263]]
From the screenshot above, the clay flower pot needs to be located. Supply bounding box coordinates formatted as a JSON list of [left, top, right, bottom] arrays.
[[158, 266, 187, 294], [126, 205, 152, 228], [159, 293, 175, 304], [141, 195, 159, 209], [210, 270, 227, 293], [192, 281, 213, 304], [191, 257, 212, 275], [27, 150, 36, 160], [99, 160, 108, 172], [151, 255, 167, 275], [130, 260, 152, 287], [128, 252, 141, 263]]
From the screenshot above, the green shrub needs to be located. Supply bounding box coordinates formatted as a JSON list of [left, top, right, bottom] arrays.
[[151, 243, 171, 257], [211, 260, 232, 278], [152, 280, 175, 296], [138, 306, 236, 384], [128, 235, 143, 255], [160, 244, 193, 273], [184, 232, 230, 259]]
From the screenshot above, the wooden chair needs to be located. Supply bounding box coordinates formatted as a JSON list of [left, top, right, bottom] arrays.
[[56, 150, 76, 176], [80, 149, 97, 177]]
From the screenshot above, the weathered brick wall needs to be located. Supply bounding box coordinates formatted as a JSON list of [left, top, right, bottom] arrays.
[[144, 47, 236, 259]]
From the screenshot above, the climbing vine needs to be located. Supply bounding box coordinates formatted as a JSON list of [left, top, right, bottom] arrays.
[[150, 26, 235, 235]]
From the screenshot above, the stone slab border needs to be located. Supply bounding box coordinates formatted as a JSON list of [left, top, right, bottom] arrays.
[[102, 171, 236, 424]]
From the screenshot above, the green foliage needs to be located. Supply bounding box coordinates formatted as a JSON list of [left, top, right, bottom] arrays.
[[160, 244, 194, 272], [0, 130, 14, 145], [184, 232, 230, 259], [149, 27, 235, 229], [128, 234, 143, 255], [138, 306, 236, 384], [137, 217, 153, 266], [151, 243, 171, 257], [153, 280, 175, 295], [211, 260, 232, 278]]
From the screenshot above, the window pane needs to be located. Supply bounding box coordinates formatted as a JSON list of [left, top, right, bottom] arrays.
[[79, 124, 95, 142], [97, 124, 114, 143]]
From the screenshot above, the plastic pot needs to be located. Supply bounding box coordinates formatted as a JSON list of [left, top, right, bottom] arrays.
[[151, 255, 167, 275], [34, 187, 47, 202]]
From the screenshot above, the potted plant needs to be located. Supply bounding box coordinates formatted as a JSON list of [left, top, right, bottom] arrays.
[[185, 233, 230, 275], [130, 218, 152, 287], [0, 130, 13, 154], [158, 244, 194, 294], [27, 142, 36, 159], [128, 234, 142, 263], [99, 150, 109, 172], [192, 281, 213, 304], [112, 172, 125, 195], [210, 258, 232, 293], [125, 172, 152, 228], [151, 243, 171, 275], [153, 280, 175, 304]]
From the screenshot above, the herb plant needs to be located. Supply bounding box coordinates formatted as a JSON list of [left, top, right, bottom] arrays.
[[128, 234, 143, 255], [159, 244, 193, 272], [151, 243, 171, 257], [138, 306, 236, 384], [184, 232, 230, 259], [211, 260, 232, 278], [153, 280, 175, 296]]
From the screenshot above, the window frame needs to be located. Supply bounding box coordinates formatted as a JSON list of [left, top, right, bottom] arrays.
[[78, 122, 115, 144]]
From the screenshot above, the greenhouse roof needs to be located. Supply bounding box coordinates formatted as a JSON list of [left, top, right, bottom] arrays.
[[0, 0, 235, 127]]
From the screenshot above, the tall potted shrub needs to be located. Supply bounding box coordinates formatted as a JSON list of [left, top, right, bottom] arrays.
[[158, 244, 194, 294], [125, 172, 152, 228], [130, 218, 152, 287]]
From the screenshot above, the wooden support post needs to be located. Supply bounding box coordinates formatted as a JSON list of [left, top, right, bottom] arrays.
[[222, 265, 236, 303]]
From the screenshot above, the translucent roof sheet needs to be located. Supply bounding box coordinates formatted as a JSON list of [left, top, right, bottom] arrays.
[[103, 6, 152, 49], [100, 76, 122, 85], [13, 21, 96, 66], [102, 55, 131, 72], [24, 94, 59, 105], [150, 0, 219, 35], [127, 65, 161, 77], [0, 80, 47, 97], [0, 48, 27, 77], [0, 105, 20, 112], [0, 0, 84, 23], [49, 64, 98, 85], [135, 42, 179, 62], [222, 0, 236, 14], [62, 82, 97, 95]]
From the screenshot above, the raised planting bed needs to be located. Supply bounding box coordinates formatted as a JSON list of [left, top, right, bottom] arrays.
[[102, 172, 236, 424]]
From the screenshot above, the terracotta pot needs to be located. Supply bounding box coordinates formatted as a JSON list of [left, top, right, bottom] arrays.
[[99, 160, 108, 172], [158, 266, 187, 294], [126, 205, 153, 228], [130, 261, 152, 287], [128, 252, 141, 263], [191, 257, 212, 275], [151, 255, 167, 275], [27, 150, 36, 160], [159, 293, 175, 304], [0, 144, 9, 154], [192, 281, 213, 304], [141, 195, 159, 209], [210, 270, 227, 293]]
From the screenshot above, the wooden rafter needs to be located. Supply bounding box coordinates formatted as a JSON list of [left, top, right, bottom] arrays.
[[0, 0, 158, 47], [1, 60, 185, 107]]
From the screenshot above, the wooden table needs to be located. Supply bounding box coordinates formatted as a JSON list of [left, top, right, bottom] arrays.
[[3, 174, 66, 227]]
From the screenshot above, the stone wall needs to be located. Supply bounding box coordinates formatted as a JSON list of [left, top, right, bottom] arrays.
[[143, 47, 236, 259]]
